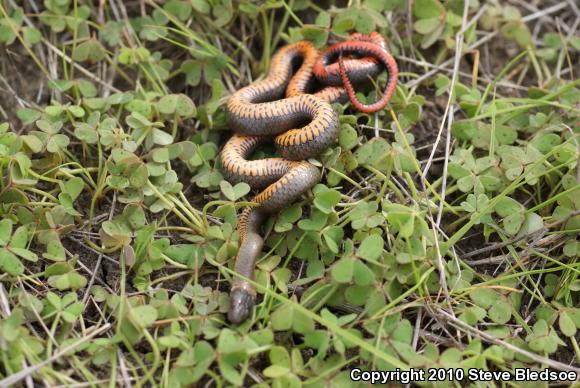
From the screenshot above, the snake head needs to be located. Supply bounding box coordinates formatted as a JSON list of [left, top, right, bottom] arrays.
[[228, 288, 256, 324]]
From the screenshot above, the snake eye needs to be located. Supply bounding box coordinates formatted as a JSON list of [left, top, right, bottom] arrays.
[[228, 288, 256, 324]]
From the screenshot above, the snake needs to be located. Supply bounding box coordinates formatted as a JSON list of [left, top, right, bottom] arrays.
[[220, 32, 399, 323]]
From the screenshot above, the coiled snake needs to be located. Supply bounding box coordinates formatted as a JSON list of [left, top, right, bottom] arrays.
[[220, 32, 398, 323]]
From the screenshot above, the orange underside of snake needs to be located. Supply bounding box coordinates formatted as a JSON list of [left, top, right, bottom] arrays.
[[220, 32, 399, 323]]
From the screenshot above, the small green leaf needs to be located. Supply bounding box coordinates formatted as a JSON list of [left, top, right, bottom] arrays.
[[11, 247, 37, 262], [47, 134, 70, 153], [298, 210, 327, 231], [271, 304, 293, 331], [503, 212, 524, 235], [49, 272, 88, 290], [494, 197, 521, 218], [559, 311, 576, 337], [358, 234, 383, 261], [16, 108, 40, 125], [72, 39, 106, 62], [220, 181, 236, 201], [43, 240, 66, 261], [414, 17, 441, 34], [313, 189, 341, 214], [322, 226, 343, 254], [158, 94, 179, 115], [63, 177, 85, 201], [469, 288, 498, 309], [339, 124, 358, 150], [500, 21, 531, 47], [130, 305, 158, 328], [181, 60, 202, 86], [0, 24, 16, 44], [232, 182, 250, 200], [130, 165, 149, 187], [22, 26, 41, 44], [152, 129, 173, 146], [263, 365, 290, 378], [353, 260, 375, 286], [0, 219, 13, 246], [21, 135, 43, 152], [413, 0, 443, 19], [174, 94, 196, 117], [9, 226, 28, 249], [488, 300, 511, 324], [68, 105, 85, 118], [0, 249, 23, 275], [152, 148, 170, 163], [124, 205, 146, 230], [331, 257, 354, 283], [517, 213, 544, 237]]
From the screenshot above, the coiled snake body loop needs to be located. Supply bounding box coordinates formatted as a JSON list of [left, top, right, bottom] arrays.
[[220, 33, 398, 323]]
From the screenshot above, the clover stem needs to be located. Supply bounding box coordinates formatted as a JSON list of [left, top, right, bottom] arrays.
[[160, 253, 188, 269], [166, 194, 205, 231], [146, 181, 204, 235], [178, 191, 205, 223], [21, 187, 59, 203]]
